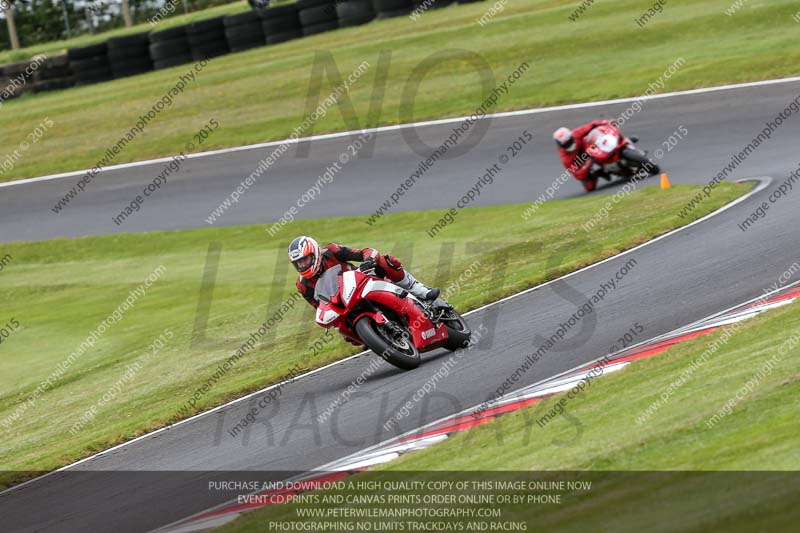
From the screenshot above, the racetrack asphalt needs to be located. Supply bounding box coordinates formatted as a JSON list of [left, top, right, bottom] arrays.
[[1, 80, 799, 532], [2, 79, 800, 242]]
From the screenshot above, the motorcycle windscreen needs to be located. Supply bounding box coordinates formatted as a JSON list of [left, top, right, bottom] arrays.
[[314, 264, 343, 304]]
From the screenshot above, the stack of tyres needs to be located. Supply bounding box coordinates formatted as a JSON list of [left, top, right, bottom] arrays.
[[224, 11, 266, 52], [297, 0, 339, 36], [410, 0, 454, 8], [0, 66, 8, 101], [68, 43, 112, 86], [1, 60, 36, 100], [336, 0, 376, 28], [260, 4, 303, 44], [149, 26, 192, 70], [373, 0, 414, 19], [33, 55, 74, 93], [108, 33, 153, 79], [187, 17, 230, 61]]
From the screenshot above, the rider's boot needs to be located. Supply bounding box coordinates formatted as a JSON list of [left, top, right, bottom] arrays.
[[398, 271, 440, 301]]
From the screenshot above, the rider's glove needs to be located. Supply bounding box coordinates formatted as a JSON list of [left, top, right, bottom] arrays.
[[359, 258, 377, 274]]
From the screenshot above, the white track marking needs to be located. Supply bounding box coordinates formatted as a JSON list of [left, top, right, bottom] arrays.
[[0, 177, 770, 497], [1, 76, 799, 189], [158, 274, 799, 533], [322, 271, 798, 473]]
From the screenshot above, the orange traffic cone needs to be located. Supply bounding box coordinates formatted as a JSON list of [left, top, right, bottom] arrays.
[[660, 173, 671, 189]]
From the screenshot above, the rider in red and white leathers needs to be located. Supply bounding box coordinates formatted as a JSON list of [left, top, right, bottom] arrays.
[[553, 120, 612, 191], [288, 236, 440, 308]]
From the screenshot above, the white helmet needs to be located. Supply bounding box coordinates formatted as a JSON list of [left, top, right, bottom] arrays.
[[553, 127, 576, 151]]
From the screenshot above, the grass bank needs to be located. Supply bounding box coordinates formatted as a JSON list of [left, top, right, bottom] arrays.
[[0, 183, 743, 486]]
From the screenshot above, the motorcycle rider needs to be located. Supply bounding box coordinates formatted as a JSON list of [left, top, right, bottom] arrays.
[[289, 236, 440, 308], [553, 120, 614, 192]]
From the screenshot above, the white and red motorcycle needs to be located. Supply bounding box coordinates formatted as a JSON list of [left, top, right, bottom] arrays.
[[585, 123, 661, 181], [314, 264, 471, 370]]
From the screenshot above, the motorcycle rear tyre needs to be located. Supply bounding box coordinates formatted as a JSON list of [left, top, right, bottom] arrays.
[[621, 147, 660, 175]]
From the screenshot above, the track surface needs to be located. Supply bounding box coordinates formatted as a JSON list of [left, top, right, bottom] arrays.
[[1, 81, 799, 241], [2, 81, 800, 533]]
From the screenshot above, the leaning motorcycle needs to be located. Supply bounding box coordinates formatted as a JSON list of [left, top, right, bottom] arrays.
[[584, 123, 661, 181], [314, 263, 471, 370]]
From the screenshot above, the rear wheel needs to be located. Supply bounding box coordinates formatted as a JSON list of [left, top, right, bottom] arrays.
[[440, 308, 471, 351], [355, 317, 420, 370], [621, 147, 660, 176]]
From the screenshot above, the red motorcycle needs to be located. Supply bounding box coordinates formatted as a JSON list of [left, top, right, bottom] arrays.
[[584, 124, 660, 181], [314, 264, 471, 370]]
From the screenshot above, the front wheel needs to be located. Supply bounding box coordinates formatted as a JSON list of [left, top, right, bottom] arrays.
[[355, 317, 421, 370], [621, 147, 660, 176], [440, 308, 471, 351]]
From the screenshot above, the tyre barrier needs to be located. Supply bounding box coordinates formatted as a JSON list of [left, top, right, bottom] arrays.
[[108, 33, 153, 79], [71, 65, 112, 86], [373, 0, 414, 18], [33, 55, 75, 93], [187, 17, 230, 61], [260, 3, 303, 45], [1, 60, 38, 100], [0, 0, 487, 95], [68, 42, 112, 86], [411, 0, 455, 9], [297, 0, 339, 37], [224, 11, 266, 52], [149, 25, 192, 71], [0, 66, 7, 100], [336, 0, 376, 28]]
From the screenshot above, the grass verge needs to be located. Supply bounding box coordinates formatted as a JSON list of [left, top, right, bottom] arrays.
[[2, 0, 800, 181], [220, 289, 800, 533], [0, 183, 743, 487]]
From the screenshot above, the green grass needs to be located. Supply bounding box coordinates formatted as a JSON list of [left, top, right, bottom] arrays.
[[0, 2, 251, 65], [386, 306, 800, 472], [219, 288, 800, 533], [0, 183, 743, 487], [2, 0, 800, 181]]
